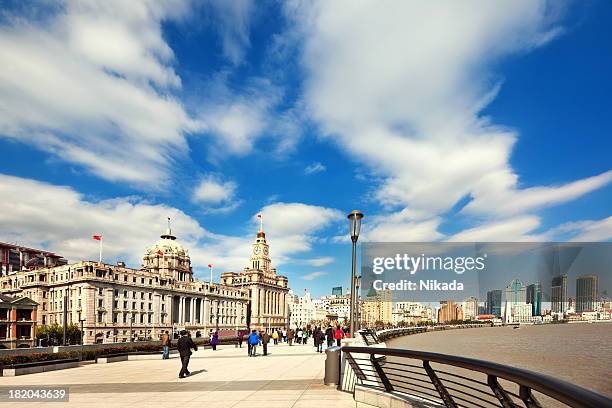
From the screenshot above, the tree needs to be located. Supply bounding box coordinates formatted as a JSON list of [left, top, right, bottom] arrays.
[[36, 323, 82, 345]]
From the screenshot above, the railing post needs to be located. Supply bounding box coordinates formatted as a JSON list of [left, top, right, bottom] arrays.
[[488, 375, 521, 408], [423, 360, 457, 408], [370, 354, 393, 392], [519, 385, 542, 408]]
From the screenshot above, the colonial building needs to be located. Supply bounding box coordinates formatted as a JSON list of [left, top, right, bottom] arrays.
[[321, 293, 351, 322], [361, 288, 392, 328], [1, 242, 67, 275], [0, 294, 38, 349], [0, 226, 249, 344], [288, 291, 327, 328], [221, 228, 289, 331]]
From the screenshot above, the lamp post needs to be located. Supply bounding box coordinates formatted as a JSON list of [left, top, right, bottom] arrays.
[[348, 210, 364, 338], [79, 318, 86, 360]]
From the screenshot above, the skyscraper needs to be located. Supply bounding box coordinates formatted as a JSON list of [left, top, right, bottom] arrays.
[[526, 283, 542, 316], [438, 300, 463, 323], [576, 275, 598, 313], [504, 279, 526, 304], [486, 290, 502, 317], [551, 274, 568, 313]]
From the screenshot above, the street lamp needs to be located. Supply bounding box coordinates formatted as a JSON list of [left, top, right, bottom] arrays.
[[79, 318, 86, 360], [348, 210, 364, 338]]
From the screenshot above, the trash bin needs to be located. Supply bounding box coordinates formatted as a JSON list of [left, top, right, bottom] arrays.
[[324, 346, 341, 385]]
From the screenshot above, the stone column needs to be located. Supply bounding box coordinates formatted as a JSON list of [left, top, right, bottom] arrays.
[[179, 296, 185, 324]]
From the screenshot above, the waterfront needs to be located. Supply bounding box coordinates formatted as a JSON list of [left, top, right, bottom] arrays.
[[387, 322, 612, 398]]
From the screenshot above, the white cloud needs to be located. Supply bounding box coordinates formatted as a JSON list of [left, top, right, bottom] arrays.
[[0, 1, 200, 187], [192, 174, 236, 203], [304, 162, 326, 175], [302, 271, 327, 281], [0, 173, 206, 267], [306, 257, 334, 267], [463, 170, 612, 216], [246, 202, 343, 265], [0, 174, 343, 282], [543, 216, 612, 242], [205, 0, 254, 65], [447, 216, 541, 242], [285, 1, 609, 234]]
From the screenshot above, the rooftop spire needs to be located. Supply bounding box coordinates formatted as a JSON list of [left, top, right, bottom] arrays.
[[160, 217, 176, 240]]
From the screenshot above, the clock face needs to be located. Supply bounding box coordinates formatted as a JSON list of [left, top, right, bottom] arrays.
[[263, 246, 269, 255], [253, 246, 261, 255]]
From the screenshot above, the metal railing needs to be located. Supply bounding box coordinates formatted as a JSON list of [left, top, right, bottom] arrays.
[[342, 346, 611, 408]]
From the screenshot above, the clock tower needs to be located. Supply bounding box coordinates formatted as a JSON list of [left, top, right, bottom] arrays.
[[250, 231, 271, 272], [220, 224, 290, 332]]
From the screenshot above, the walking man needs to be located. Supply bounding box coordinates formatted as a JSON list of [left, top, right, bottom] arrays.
[[325, 325, 334, 348], [248, 329, 259, 356], [262, 331, 270, 356], [288, 328, 294, 346], [177, 330, 197, 378], [211, 331, 219, 351]]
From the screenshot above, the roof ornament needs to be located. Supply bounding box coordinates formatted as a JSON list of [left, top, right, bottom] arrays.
[[160, 217, 176, 240]]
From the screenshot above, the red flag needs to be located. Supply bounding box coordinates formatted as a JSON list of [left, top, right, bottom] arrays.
[[208, 264, 213, 268], [257, 214, 262, 218], [92, 235, 102, 241], [157, 249, 163, 257]]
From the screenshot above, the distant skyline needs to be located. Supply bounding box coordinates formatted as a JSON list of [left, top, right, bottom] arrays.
[[1, 1, 611, 297]]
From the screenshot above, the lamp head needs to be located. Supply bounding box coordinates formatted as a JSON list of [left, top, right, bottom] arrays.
[[347, 210, 364, 241]]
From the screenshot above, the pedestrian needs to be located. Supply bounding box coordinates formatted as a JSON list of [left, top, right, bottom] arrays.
[[262, 331, 270, 356], [296, 328, 302, 344], [161, 330, 171, 359], [238, 330, 243, 348], [211, 331, 219, 351], [272, 330, 278, 345], [282, 328, 287, 342], [313, 327, 320, 352], [288, 328, 294, 346], [334, 325, 344, 347], [177, 330, 197, 378], [302, 328, 308, 345], [248, 329, 259, 356], [318, 329, 326, 353], [325, 325, 334, 348]]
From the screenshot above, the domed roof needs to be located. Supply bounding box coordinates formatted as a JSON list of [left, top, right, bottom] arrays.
[[144, 226, 190, 258]]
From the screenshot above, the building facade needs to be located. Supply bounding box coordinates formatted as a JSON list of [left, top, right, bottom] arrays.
[[1, 242, 67, 276], [576, 275, 598, 313], [361, 289, 392, 328], [504, 279, 527, 305], [486, 290, 502, 317], [551, 274, 568, 313], [526, 283, 542, 317], [221, 228, 289, 332], [288, 291, 327, 328], [392, 302, 433, 326], [462, 296, 479, 320], [321, 293, 351, 322], [0, 227, 250, 344], [0, 294, 38, 349], [437, 300, 463, 323]]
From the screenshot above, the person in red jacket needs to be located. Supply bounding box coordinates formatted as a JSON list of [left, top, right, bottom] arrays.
[[334, 325, 344, 347]]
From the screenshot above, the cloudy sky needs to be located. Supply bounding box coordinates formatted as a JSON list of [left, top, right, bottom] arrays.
[[0, 0, 610, 296]]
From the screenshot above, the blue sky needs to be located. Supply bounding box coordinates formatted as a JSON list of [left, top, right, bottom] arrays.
[[0, 1, 610, 297]]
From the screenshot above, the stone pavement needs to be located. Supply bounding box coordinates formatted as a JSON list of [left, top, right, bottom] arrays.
[[0, 342, 356, 408]]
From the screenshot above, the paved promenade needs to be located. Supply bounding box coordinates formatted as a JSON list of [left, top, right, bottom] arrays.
[[0, 342, 354, 408]]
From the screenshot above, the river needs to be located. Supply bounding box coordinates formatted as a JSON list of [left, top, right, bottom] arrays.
[[387, 322, 612, 399]]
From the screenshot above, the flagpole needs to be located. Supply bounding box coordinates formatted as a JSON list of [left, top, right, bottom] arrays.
[[99, 237, 102, 263], [259, 214, 263, 232]]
